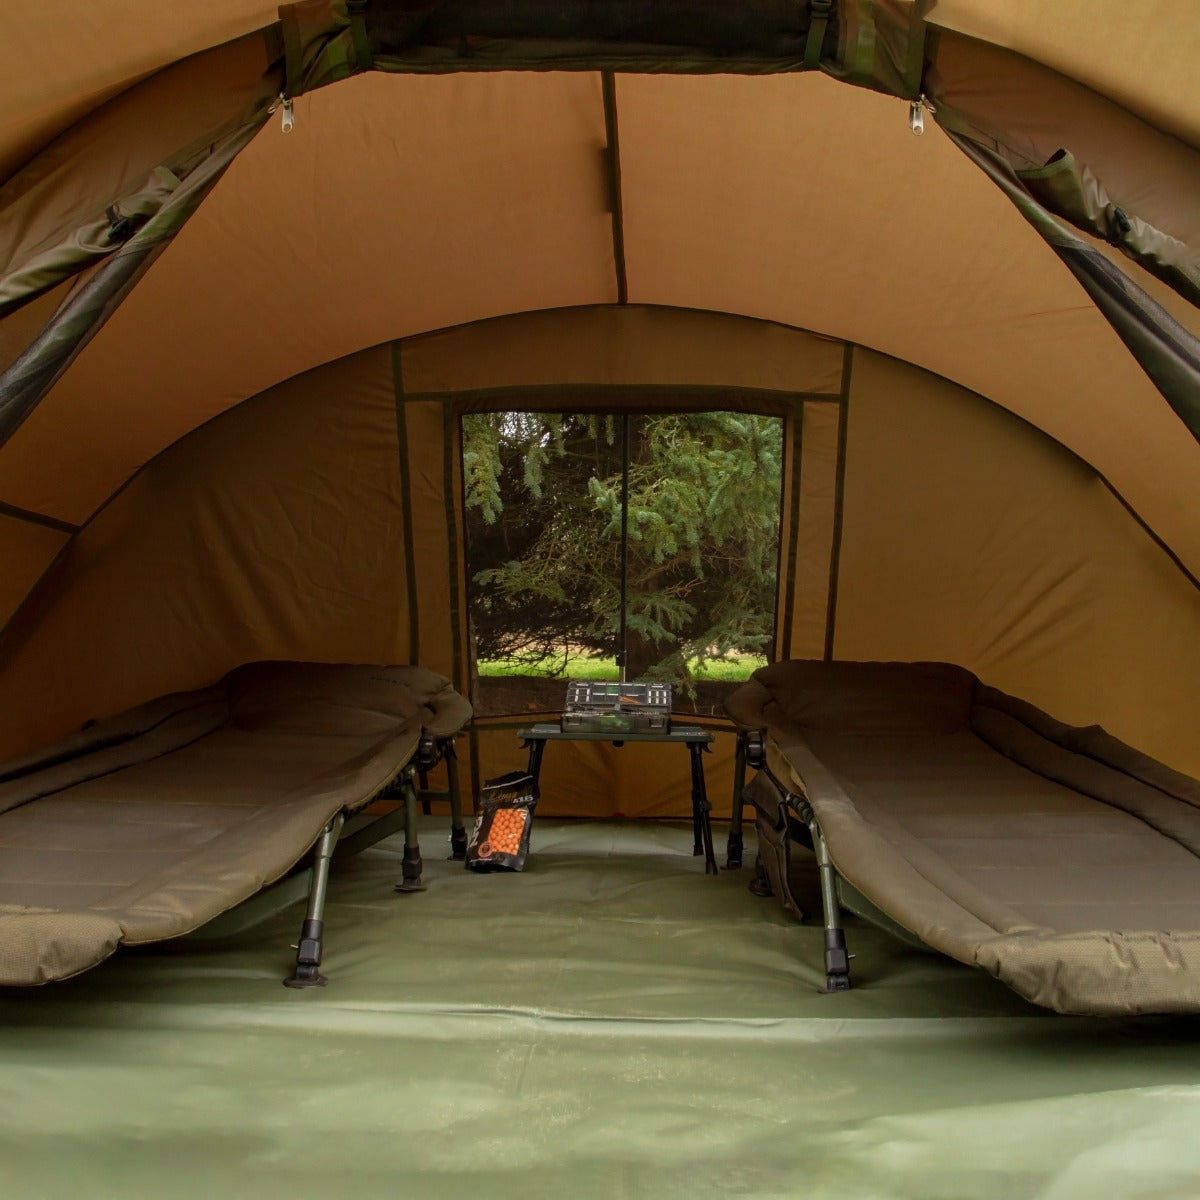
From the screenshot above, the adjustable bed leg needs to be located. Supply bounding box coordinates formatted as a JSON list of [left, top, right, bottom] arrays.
[[284, 812, 345, 988], [799, 802, 851, 993], [395, 771, 426, 893], [444, 738, 468, 860]]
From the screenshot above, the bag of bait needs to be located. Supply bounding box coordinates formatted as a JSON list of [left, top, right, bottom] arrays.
[[466, 770, 538, 872]]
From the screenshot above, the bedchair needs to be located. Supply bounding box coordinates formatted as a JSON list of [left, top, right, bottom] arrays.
[[725, 659, 1200, 1015], [0, 661, 471, 987]]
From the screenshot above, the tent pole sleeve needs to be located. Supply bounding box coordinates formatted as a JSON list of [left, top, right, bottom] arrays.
[[0, 117, 267, 451], [947, 131, 1200, 443]]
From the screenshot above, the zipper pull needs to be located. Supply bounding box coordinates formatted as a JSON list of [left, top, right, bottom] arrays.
[[908, 94, 934, 136], [270, 92, 295, 134]]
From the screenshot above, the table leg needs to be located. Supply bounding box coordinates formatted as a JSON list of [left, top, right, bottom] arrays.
[[688, 741, 718, 876], [444, 737, 467, 860], [726, 732, 747, 869], [525, 737, 546, 788]]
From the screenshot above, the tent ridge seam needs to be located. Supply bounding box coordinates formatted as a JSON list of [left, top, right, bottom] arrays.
[[0, 501, 79, 534]]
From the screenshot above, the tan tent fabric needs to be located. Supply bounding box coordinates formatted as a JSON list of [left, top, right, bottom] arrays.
[[0, 280, 74, 375], [0, 32, 273, 301], [926, 1, 1200, 147], [832, 348, 1200, 777], [0, 345, 415, 758], [397, 395, 465, 685], [2, 304, 1193, 785], [615, 72, 1200, 575], [926, 31, 1200, 303], [0, 516, 68, 632], [2, 307, 1198, 777], [782, 399, 843, 661], [0, 71, 616, 525], [398, 305, 845, 398], [6, 67, 1198, 562], [0, 4, 277, 180]]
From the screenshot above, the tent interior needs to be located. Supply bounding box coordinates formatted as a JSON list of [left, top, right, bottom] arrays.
[[2, 1, 1200, 1194]]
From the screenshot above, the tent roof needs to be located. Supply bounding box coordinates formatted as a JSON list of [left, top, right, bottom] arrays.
[[7, 2, 1200, 181], [3, 33, 1199, 566]]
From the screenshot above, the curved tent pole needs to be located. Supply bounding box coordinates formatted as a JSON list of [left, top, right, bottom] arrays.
[[0, 117, 269, 451], [947, 132, 1200, 443]]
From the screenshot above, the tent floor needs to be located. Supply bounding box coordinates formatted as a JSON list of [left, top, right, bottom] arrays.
[[2, 818, 1198, 1198]]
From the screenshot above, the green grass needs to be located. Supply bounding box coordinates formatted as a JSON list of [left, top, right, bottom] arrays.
[[476, 651, 766, 682]]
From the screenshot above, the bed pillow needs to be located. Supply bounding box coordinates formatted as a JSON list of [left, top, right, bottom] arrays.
[[754, 659, 976, 735], [227, 662, 432, 737]]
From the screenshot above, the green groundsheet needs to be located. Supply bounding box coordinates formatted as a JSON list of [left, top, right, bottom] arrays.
[[1, 819, 1198, 1198]]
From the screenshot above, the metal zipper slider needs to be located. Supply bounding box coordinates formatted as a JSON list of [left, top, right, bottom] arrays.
[[908, 94, 934, 136], [270, 92, 295, 134]]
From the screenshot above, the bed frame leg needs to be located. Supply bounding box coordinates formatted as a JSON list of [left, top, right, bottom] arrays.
[[284, 813, 345, 988], [444, 738, 468, 860], [395, 772, 425, 893], [799, 801, 851, 993]]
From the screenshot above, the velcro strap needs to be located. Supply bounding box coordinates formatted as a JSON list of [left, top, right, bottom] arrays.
[[347, 0, 372, 70], [805, 0, 833, 69]]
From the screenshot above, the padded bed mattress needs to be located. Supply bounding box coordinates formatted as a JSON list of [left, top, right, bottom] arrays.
[[726, 660, 1200, 1015], [0, 661, 471, 985]]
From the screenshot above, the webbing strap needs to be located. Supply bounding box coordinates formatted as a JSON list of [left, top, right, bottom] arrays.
[[805, 0, 832, 69], [347, 0, 373, 70]]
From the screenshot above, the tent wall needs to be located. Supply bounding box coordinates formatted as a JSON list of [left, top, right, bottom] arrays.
[[832, 348, 1200, 771], [0, 305, 1195, 793], [0, 344, 424, 757]]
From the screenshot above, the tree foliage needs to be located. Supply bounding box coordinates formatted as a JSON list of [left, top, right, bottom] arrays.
[[463, 411, 781, 687]]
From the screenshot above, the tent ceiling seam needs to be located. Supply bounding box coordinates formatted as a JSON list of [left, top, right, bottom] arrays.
[[0, 501, 79, 535], [1099, 480, 1200, 594], [0, 539, 73, 666], [602, 71, 628, 306], [406, 384, 842, 407]]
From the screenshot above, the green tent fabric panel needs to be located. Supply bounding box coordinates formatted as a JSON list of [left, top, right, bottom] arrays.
[[1, 820, 1199, 1199]]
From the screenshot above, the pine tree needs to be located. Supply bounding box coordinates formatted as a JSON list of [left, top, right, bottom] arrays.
[[463, 411, 781, 689]]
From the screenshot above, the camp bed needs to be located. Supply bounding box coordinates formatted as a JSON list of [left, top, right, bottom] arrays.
[[0, 661, 471, 987], [725, 660, 1200, 1015]]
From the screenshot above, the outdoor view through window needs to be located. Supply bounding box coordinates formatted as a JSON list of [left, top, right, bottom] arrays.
[[462, 411, 783, 717]]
